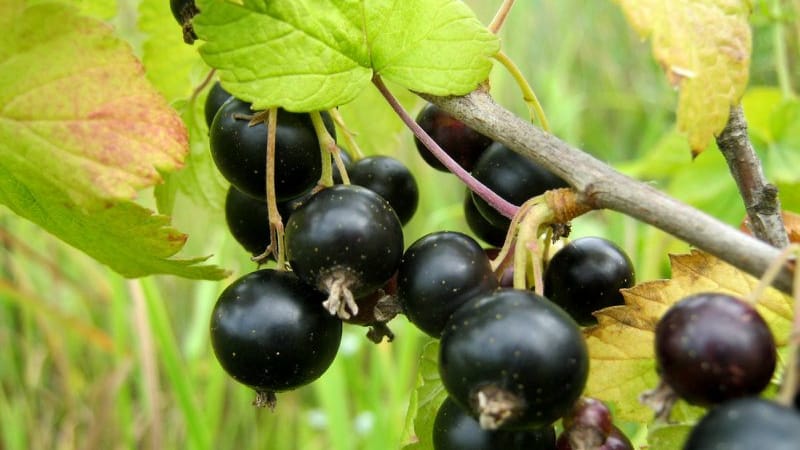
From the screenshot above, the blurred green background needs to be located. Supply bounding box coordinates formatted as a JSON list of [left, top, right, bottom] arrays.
[[1, 0, 797, 449]]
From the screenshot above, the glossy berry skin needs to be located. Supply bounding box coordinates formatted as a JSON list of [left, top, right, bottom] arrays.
[[397, 231, 498, 337], [433, 397, 557, 450], [655, 292, 776, 407], [414, 103, 493, 172], [684, 398, 800, 450], [209, 269, 342, 393], [224, 186, 270, 256], [463, 188, 506, 247], [471, 142, 568, 229], [209, 98, 334, 201], [439, 289, 589, 429], [204, 82, 232, 128], [348, 156, 419, 225], [285, 185, 404, 298], [543, 237, 635, 326]]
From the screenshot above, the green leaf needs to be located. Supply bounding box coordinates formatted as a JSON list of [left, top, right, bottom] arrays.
[[0, 3, 187, 210], [193, 0, 499, 111], [0, 4, 227, 280], [160, 99, 228, 211], [613, 0, 752, 154], [401, 340, 446, 450], [0, 166, 226, 279], [139, 0, 208, 102], [648, 423, 692, 450]]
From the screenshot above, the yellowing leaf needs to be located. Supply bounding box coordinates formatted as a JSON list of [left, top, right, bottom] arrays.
[[0, 3, 188, 210], [584, 249, 792, 422], [613, 0, 752, 154]]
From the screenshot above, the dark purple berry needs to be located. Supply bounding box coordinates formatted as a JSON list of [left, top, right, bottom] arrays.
[[654, 292, 776, 407], [414, 103, 492, 172]]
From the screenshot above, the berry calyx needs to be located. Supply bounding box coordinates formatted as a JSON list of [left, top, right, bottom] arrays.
[[285, 185, 404, 319]]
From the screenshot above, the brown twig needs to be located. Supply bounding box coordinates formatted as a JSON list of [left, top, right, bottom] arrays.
[[716, 105, 789, 248], [420, 90, 795, 294]]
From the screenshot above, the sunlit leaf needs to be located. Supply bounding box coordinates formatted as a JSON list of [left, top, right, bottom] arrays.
[[0, 4, 227, 280], [613, 0, 752, 154], [193, 0, 499, 111], [648, 423, 692, 450], [401, 340, 446, 450], [0, 3, 187, 210], [584, 250, 793, 422]]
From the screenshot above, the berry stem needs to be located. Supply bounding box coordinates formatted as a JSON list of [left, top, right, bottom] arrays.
[[258, 108, 286, 267], [371, 75, 519, 220], [493, 50, 551, 132], [488, 0, 516, 34], [310, 112, 337, 187], [328, 108, 367, 160]]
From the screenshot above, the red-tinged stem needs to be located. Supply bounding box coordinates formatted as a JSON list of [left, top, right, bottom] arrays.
[[371, 75, 519, 219]]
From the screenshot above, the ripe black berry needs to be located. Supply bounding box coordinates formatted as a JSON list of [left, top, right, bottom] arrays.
[[285, 185, 404, 318], [433, 396, 557, 450], [463, 188, 506, 247], [348, 155, 419, 225], [224, 185, 269, 256], [471, 142, 568, 229], [204, 81, 232, 128], [169, 0, 198, 44], [556, 397, 632, 450], [209, 269, 342, 407], [397, 231, 498, 338], [684, 397, 800, 450], [209, 98, 334, 201], [439, 289, 589, 429], [414, 103, 493, 172], [654, 292, 776, 407], [543, 237, 635, 326]]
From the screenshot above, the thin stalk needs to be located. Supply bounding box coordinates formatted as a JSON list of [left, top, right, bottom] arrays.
[[329, 108, 367, 159], [773, 0, 797, 97], [372, 75, 519, 219], [488, 0, 516, 33], [311, 111, 336, 187], [251, 108, 285, 267], [493, 50, 552, 132]]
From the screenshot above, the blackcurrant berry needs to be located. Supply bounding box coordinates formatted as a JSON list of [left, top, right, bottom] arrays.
[[543, 237, 635, 326], [209, 269, 342, 407], [285, 185, 404, 319], [463, 188, 507, 247], [397, 231, 498, 337], [439, 289, 589, 430], [204, 81, 232, 128], [348, 156, 419, 225], [654, 292, 776, 407], [209, 97, 334, 201], [684, 397, 800, 450], [224, 185, 270, 256], [557, 398, 632, 450], [471, 142, 568, 229], [433, 396, 557, 450], [414, 103, 493, 172]]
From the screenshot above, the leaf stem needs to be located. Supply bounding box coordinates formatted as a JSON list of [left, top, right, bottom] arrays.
[[493, 51, 551, 132], [488, 0, 516, 34], [371, 75, 519, 220]]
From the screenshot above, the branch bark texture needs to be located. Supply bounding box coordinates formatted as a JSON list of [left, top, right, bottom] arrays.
[[421, 91, 795, 294], [716, 105, 789, 248]]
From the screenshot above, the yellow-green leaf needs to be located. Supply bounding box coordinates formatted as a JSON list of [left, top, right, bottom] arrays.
[[584, 250, 792, 422], [613, 0, 752, 154]]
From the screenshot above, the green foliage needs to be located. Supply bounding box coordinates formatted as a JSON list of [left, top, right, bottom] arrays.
[[401, 340, 445, 450], [193, 0, 499, 111]]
